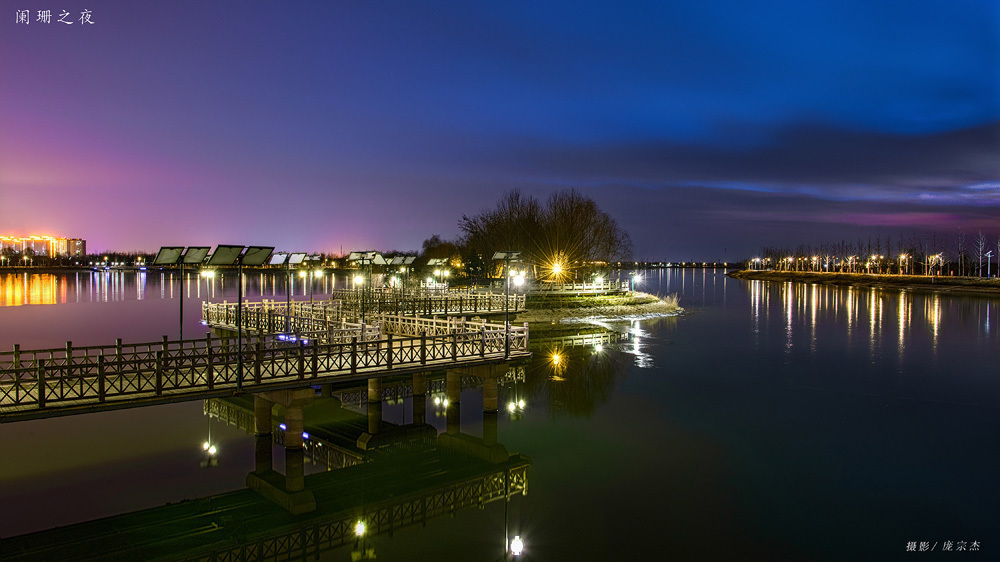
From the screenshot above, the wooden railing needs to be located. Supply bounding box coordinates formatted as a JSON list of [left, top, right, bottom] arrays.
[[202, 300, 382, 344], [527, 280, 631, 295], [370, 313, 527, 339], [0, 326, 530, 418], [328, 290, 525, 316], [202, 299, 346, 334]]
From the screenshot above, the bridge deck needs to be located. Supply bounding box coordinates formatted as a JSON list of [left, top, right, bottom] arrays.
[[0, 327, 529, 422]]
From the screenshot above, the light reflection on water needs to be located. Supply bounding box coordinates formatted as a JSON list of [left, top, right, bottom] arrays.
[[0, 270, 346, 307], [1, 268, 999, 559]]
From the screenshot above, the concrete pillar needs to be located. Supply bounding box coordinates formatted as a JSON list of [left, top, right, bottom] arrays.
[[412, 372, 427, 395], [320, 383, 333, 397], [446, 371, 461, 403], [482, 375, 498, 412], [368, 399, 383, 435], [367, 378, 382, 402], [254, 396, 273, 473], [284, 405, 305, 492], [254, 395, 273, 434], [247, 388, 316, 514], [255, 434, 272, 473]]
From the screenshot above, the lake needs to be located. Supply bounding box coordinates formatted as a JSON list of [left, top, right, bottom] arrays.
[[1, 268, 997, 560]]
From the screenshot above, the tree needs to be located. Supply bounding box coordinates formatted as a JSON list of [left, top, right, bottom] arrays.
[[459, 189, 632, 277], [974, 231, 987, 276]]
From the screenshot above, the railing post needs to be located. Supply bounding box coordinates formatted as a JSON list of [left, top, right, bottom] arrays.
[[116, 338, 123, 377], [297, 340, 306, 380], [351, 337, 358, 374], [451, 331, 457, 361], [65, 341, 73, 381], [254, 340, 263, 384], [37, 359, 46, 408], [387, 334, 393, 370], [206, 333, 214, 390], [481, 326, 487, 357], [311, 340, 318, 378], [97, 355, 106, 402], [420, 330, 427, 365], [155, 351, 163, 396], [13, 343, 20, 369]]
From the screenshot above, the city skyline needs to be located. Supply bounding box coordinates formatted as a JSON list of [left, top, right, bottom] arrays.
[[2, 1, 997, 259]]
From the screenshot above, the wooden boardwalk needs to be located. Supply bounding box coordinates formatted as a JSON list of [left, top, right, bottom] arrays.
[[0, 322, 530, 422]]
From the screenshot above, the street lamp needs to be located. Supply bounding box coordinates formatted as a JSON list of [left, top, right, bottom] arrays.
[[206, 245, 275, 392], [493, 251, 521, 359], [349, 251, 386, 321], [152, 246, 210, 341]]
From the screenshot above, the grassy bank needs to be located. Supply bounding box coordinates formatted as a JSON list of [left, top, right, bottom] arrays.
[[517, 292, 681, 333], [728, 270, 1000, 296]]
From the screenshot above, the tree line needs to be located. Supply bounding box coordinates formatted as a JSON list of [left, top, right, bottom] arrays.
[[750, 230, 1000, 276]]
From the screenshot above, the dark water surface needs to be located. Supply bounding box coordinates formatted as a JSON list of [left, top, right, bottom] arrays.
[[1, 269, 998, 560]]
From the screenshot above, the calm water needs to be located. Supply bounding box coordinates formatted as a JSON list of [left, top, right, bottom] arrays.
[[1, 269, 998, 560]]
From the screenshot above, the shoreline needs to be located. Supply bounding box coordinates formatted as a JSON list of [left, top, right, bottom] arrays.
[[727, 270, 1000, 297], [515, 292, 682, 333]]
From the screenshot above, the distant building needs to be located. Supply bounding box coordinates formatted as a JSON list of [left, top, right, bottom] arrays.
[[0, 236, 87, 257]]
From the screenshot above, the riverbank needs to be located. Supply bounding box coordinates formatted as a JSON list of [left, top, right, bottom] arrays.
[[516, 292, 681, 333], [728, 270, 1000, 297]]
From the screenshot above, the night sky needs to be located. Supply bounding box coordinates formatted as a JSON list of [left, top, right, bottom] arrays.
[[2, 1, 997, 260]]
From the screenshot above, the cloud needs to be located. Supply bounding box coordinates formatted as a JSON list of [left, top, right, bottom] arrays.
[[497, 121, 1000, 206]]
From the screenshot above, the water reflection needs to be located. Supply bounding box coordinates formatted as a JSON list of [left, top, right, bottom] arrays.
[[3, 270, 1000, 559], [4, 370, 532, 560], [0, 270, 352, 308], [743, 278, 1000, 364]]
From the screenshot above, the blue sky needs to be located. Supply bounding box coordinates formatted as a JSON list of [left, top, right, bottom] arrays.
[[2, 0, 997, 258]]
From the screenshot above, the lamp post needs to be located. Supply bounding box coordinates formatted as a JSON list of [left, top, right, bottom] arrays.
[[152, 246, 210, 341], [349, 251, 385, 322], [492, 251, 521, 359], [206, 245, 274, 392]]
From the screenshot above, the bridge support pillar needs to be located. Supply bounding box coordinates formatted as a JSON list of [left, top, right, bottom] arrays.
[[357, 377, 384, 450], [482, 375, 498, 412], [254, 396, 273, 473], [246, 388, 316, 514]]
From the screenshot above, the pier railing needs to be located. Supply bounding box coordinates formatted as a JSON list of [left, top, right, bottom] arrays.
[[328, 289, 525, 316], [202, 300, 383, 344], [371, 313, 527, 339], [0, 325, 530, 418], [202, 299, 347, 335], [202, 301, 529, 345], [527, 280, 631, 295]]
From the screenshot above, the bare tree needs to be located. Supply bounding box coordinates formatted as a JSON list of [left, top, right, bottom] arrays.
[[974, 231, 987, 276], [459, 188, 632, 275], [956, 229, 966, 276]]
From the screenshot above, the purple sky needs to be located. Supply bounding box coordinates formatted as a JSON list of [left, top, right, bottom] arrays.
[[2, 0, 998, 260]]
